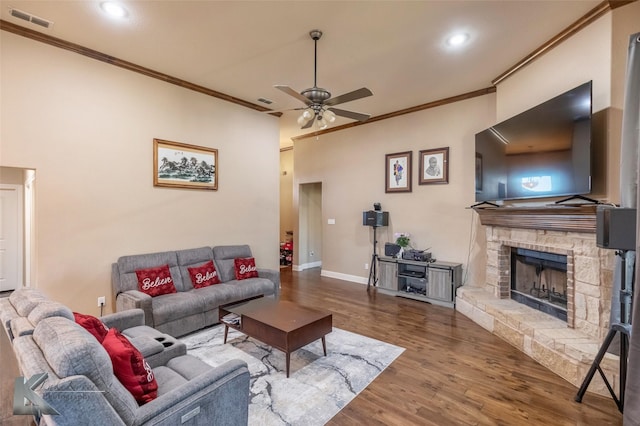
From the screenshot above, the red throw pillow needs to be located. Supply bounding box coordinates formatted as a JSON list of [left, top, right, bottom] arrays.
[[135, 264, 177, 297], [74, 312, 108, 343], [187, 260, 221, 288], [102, 328, 158, 405], [234, 257, 259, 280]]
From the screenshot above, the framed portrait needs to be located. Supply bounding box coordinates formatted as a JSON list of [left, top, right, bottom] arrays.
[[419, 147, 449, 185], [475, 152, 483, 192], [153, 139, 218, 190], [385, 151, 412, 193]]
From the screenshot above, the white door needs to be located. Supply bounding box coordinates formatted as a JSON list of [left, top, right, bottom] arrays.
[[0, 184, 23, 291]]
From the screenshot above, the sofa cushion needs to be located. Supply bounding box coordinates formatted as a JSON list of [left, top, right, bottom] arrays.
[[116, 250, 183, 293], [152, 365, 188, 397], [151, 292, 204, 326], [188, 260, 221, 288], [196, 279, 275, 310], [102, 328, 158, 405], [10, 288, 47, 316], [74, 312, 109, 342], [27, 301, 74, 325], [212, 245, 253, 282], [234, 257, 259, 280], [176, 246, 214, 291], [135, 264, 178, 297]]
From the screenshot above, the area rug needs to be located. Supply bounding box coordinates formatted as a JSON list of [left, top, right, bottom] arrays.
[[181, 325, 404, 425]]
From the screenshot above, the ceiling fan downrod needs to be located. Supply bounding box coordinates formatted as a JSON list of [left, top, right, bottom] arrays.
[[310, 30, 322, 88]]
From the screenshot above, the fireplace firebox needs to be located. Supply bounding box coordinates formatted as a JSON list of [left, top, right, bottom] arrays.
[[510, 247, 568, 321]]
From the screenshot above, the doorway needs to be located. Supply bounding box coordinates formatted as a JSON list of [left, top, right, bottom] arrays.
[[0, 167, 36, 291], [296, 182, 322, 271]]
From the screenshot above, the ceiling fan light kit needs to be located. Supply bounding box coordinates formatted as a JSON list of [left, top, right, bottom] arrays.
[[275, 29, 373, 130]]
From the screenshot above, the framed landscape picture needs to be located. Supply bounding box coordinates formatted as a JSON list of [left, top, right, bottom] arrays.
[[419, 147, 449, 185], [385, 151, 412, 193], [153, 139, 218, 190]]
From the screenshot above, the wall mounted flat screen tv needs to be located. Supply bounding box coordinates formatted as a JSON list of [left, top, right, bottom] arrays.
[[475, 81, 592, 202]]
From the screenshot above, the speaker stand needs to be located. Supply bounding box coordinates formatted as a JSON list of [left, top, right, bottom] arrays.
[[575, 249, 633, 412], [367, 225, 379, 291]]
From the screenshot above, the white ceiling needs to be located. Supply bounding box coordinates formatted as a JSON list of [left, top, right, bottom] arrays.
[[1, 1, 602, 147]]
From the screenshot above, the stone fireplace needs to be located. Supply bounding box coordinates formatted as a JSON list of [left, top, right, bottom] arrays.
[[456, 205, 618, 396]]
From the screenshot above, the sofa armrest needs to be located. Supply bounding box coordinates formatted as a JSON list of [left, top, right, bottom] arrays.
[[257, 268, 280, 297], [128, 335, 165, 359], [0, 298, 19, 340], [100, 308, 145, 330], [134, 359, 250, 426], [116, 291, 154, 327]]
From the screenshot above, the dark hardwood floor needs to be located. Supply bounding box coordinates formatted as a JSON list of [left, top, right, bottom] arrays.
[[1, 269, 623, 425], [279, 268, 622, 426]]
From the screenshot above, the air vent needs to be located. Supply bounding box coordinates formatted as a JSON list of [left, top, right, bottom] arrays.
[[257, 98, 274, 105], [9, 8, 53, 29]]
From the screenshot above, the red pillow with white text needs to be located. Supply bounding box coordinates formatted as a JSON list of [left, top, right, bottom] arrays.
[[234, 257, 259, 280], [73, 312, 108, 343], [187, 260, 221, 288], [102, 328, 158, 405], [135, 264, 177, 297]]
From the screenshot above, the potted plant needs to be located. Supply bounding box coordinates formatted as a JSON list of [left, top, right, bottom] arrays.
[[394, 232, 412, 258]]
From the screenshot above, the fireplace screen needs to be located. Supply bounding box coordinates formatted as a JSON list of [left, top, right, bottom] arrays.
[[510, 248, 568, 321]]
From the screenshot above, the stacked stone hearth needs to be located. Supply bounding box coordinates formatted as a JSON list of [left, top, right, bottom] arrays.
[[456, 206, 619, 397]]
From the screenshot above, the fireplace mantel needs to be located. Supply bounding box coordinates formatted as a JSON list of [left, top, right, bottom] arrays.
[[473, 204, 597, 233]]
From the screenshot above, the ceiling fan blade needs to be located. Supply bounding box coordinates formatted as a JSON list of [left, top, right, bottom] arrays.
[[261, 107, 305, 114], [301, 116, 314, 129], [324, 88, 373, 107], [274, 85, 311, 105], [328, 107, 371, 122]]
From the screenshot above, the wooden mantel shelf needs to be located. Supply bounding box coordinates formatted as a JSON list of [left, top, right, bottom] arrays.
[[473, 204, 597, 233]]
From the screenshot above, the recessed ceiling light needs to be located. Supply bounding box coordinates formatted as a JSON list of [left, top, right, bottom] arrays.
[[100, 2, 128, 18], [446, 32, 470, 47]]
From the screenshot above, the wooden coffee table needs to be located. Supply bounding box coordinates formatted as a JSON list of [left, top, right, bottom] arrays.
[[219, 298, 332, 377]]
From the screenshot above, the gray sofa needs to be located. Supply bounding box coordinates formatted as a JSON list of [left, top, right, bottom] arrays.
[[3, 288, 250, 425], [13, 316, 249, 426], [112, 245, 279, 337]]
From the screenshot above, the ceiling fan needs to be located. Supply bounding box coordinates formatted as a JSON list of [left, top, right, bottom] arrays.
[[274, 30, 373, 130]]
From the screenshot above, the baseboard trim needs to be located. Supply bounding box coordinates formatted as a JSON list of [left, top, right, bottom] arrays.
[[320, 270, 367, 285], [292, 261, 322, 272]]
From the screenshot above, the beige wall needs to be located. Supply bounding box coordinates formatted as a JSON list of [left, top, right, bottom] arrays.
[[0, 33, 280, 315], [279, 148, 294, 242], [294, 94, 496, 283], [291, 3, 640, 287]]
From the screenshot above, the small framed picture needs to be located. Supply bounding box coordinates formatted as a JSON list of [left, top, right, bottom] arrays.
[[475, 152, 483, 192], [385, 151, 412, 193], [153, 139, 218, 190], [419, 147, 449, 185]]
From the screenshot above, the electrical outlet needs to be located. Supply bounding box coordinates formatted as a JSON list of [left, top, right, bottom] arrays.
[[97, 296, 106, 307], [365, 263, 369, 270]]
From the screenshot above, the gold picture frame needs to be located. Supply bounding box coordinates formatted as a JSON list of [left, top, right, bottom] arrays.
[[419, 147, 449, 185], [385, 151, 412, 193], [153, 139, 218, 190]]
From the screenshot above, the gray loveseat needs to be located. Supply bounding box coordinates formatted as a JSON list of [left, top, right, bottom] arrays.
[[3, 288, 250, 425], [13, 316, 249, 426], [112, 245, 279, 337]]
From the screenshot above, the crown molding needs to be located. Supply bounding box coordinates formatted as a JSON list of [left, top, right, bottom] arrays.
[[291, 87, 496, 142], [492, 0, 636, 86], [0, 19, 281, 117]]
